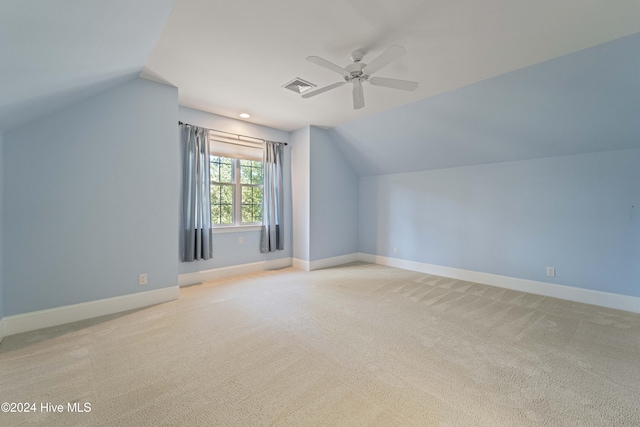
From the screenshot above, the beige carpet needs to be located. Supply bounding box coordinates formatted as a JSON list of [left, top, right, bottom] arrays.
[[1, 262, 639, 426]]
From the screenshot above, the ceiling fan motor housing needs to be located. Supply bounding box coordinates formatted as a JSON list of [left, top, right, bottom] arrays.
[[345, 62, 366, 81], [350, 49, 365, 62]]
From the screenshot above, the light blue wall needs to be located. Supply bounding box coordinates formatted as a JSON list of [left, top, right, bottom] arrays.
[[3, 78, 179, 316], [309, 126, 359, 261], [0, 131, 4, 322], [177, 107, 293, 275], [291, 126, 310, 261], [359, 148, 640, 296], [330, 32, 640, 177]]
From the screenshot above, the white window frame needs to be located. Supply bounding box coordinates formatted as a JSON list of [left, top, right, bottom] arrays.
[[210, 155, 264, 230]]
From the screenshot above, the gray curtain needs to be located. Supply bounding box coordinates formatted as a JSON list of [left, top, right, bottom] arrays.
[[180, 124, 213, 262], [260, 141, 284, 253]]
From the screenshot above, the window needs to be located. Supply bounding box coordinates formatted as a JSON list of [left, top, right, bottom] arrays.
[[210, 155, 263, 226]]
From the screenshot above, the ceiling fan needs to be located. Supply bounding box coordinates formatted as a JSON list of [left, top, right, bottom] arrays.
[[302, 45, 419, 110]]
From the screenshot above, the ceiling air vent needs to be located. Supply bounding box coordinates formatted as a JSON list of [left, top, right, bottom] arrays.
[[283, 78, 316, 94]]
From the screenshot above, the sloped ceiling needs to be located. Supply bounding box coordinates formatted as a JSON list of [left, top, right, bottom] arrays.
[[2, 0, 639, 176], [142, 0, 640, 131], [0, 0, 175, 131], [330, 33, 640, 176]]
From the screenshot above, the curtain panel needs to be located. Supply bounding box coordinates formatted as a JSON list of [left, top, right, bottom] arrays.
[[180, 124, 213, 262], [260, 141, 284, 253]]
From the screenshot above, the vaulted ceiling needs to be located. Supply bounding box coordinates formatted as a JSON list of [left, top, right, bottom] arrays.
[[330, 32, 640, 175], [143, 0, 640, 131], [2, 0, 640, 173], [0, 0, 175, 131]]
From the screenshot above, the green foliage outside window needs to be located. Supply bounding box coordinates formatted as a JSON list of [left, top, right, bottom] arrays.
[[240, 160, 263, 223], [210, 156, 263, 225]]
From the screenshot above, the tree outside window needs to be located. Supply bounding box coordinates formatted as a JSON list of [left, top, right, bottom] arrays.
[[210, 155, 263, 226]]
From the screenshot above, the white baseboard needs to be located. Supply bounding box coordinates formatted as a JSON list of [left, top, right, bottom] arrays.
[[293, 253, 360, 272], [2, 286, 180, 337], [178, 257, 292, 287], [292, 258, 310, 271], [358, 253, 640, 313], [0, 318, 4, 344], [310, 253, 360, 271]]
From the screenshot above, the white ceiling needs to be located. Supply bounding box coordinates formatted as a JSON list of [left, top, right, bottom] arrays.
[[2, 1, 640, 134], [142, 0, 640, 131]]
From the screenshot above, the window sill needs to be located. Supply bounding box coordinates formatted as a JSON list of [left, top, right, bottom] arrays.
[[212, 225, 262, 234]]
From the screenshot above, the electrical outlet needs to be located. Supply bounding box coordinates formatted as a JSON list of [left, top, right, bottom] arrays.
[[139, 273, 148, 285], [546, 267, 555, 277], [239, 236, 244, 244], [393, 247, 398, 255]]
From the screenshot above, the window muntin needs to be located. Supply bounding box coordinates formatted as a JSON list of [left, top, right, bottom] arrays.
[[210, 155, 263, 226]]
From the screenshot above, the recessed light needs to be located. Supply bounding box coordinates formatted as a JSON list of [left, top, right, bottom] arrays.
[[239, 113, 250, 119]]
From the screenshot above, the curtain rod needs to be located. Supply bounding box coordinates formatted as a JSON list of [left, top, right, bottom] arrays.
[[178, 121, 288, 146]]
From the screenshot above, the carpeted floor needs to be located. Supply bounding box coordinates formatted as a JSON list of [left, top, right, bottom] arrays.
[[1, 262, 639, 426]]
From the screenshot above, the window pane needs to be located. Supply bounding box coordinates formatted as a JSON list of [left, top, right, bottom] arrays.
[[221, 185, 233, 205], [210, 161, 219, 182], [240, 161, 263, 185], [242, 205, 258, 222], [241, 205, 253, 223], [240, 190, 263, 223], [240, 165, 251, 184], [240, 160, 253, 184], [219, 162, 232, 183], [221, 204, 233, 224], [253, 186, 263, 206], [210, 182, 231, 224], [252, 163, 263, 184], [210, 185, 221, 204], [241, 186, 253, 204], [211, 204, 221, 224], [241, 183, 261, 223], [211, 156, 234, 183]]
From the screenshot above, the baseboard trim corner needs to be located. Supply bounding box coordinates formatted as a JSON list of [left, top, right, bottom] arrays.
[[0, 318, 5, 344], [178, 257, 292, 287], [293, 253, 360, 272], [358, 253, 640, 313], [309, 253, 360, 271], [292, 258, 310, 271], [2, 286, 180, 337]]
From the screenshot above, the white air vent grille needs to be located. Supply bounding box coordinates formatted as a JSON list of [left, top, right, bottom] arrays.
[[283, 78, 316, 94]]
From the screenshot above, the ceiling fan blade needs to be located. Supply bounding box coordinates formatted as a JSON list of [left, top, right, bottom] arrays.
[[301, 82, 346, 98], [353, 79, 364, 109], [362, 45, 406, 75], [307, 56, 348, 76], [369, 77, 419, 91]]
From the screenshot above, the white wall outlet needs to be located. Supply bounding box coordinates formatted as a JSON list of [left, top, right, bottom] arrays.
[[393, 247, 398, 255], [546, 267, 555, 277], [239, 236, 244, 244], [138, 273, 148, 285]]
